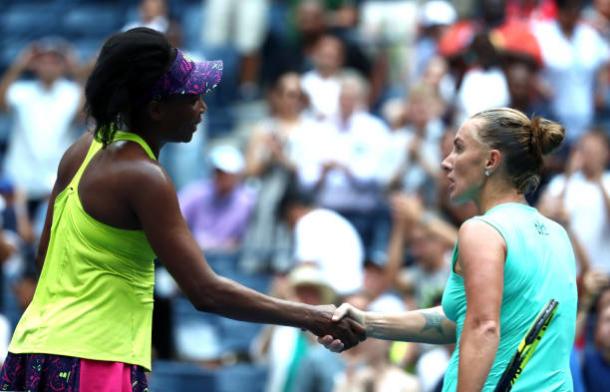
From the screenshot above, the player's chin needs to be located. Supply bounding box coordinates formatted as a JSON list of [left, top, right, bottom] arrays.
[[178, 127, 196, 142], [449, 190, 469, 205]]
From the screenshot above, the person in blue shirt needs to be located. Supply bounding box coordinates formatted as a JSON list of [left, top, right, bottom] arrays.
[[321, 107, 578, 391]]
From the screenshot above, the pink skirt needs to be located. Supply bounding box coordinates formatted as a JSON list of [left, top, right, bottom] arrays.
[[0, 352, 148, 391]]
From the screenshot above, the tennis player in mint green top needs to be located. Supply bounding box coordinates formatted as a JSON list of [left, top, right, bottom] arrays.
[[0, 28, 365, 392], [441, 202, 577, 391], [320, 107, 578, 391]]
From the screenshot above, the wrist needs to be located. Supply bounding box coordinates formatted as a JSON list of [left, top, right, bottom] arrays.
[[299, 303, 324, 332], [361, 311, 370, 334]]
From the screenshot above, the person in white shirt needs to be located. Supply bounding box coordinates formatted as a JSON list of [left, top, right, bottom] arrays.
[[278, 185, 364, 297], [298, 72, 391, 263], [300, 35, 345, 120], [533, 0, 610, 142], [454, 33, 510, 126], [0, 38, 82, 219], [381, 84, 444, 206], [539, 130, 610, 273]]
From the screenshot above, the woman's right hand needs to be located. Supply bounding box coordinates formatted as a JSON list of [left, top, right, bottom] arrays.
[[317, 303, 367, 352], [332, 303, 366, 325], [308, 304, 366, 352]]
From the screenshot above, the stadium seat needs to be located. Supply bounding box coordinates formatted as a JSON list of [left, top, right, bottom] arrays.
[[149, 360, 217, 391], [61, 5, 123, 38], [216, 364, 267, 392], [72, 38, 104, 63], [217, 316, 264, 356], [1, 5, 60, 38], [181, 4, 205, 53]]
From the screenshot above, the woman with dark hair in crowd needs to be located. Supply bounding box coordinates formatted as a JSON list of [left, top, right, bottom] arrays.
[[322, 108, 578, 391], [0, 27, 364, 391]]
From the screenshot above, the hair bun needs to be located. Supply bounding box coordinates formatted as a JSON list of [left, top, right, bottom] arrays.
[[530, 116, 565, 155]]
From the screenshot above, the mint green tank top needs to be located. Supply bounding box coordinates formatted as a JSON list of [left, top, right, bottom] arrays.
[[9, 131, 157, 370], [441, 203, 577, 391]]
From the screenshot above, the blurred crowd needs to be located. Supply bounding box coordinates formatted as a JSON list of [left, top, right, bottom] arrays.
[[0, 0, 609, 390]]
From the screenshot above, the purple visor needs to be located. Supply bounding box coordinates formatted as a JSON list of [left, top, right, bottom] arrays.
[[147, 49, 223, 100]]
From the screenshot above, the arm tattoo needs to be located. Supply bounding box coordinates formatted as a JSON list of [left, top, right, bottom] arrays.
[[421, 311, 445, 336]]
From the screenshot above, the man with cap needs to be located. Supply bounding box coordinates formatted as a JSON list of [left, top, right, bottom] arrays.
[[255, 264, 338, 392], [178, 144, 256, 252]]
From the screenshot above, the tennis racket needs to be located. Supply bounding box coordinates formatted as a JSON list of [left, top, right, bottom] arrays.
[[494, 299, 559, 392]]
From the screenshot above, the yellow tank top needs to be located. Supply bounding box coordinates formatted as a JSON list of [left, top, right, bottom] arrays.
[[9, 131, 157, 370]]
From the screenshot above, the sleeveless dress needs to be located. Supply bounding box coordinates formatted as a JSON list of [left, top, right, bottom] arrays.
[[441, 203, 578, 391], [0, 131, 158, 391]]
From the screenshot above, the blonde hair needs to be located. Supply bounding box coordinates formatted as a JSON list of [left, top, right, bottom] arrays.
[[473, 108, 564, 194]]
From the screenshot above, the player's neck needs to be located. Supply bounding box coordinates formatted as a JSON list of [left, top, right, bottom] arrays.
[[477, 187, 526, 215]]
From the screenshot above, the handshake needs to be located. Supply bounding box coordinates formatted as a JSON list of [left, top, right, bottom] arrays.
[[309, 303, 366, 352]]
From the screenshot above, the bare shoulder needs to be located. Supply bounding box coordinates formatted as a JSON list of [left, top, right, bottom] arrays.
[[457, 219, 506, 269], [55, 131, 95, 191], [458, 219, 504, 246], [113, 148, 177, 210]]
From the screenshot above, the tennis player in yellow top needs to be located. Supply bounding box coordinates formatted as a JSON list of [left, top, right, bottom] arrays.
[[0, 27, 364, 391]]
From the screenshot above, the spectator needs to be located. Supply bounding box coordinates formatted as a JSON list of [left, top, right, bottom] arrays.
[[0, 186, 28, 314], [254, 264, 337, 392], [122, 0, 170, 33], [582, 285, 610, 392], [278, 184, 364, 297], [179, 144, 256, 252], [576, 270, 609, 339], [292, 291, 381, 392], [202, 0, 270, 99], [538, 130, 610, 273], [411, 1, 458, 83], [584, 0, 610, 41], [415, 345, 453, 392], [586, 0, 610, 131], [454, 32, 510, 125], [505, 0, 557, 21], [261, 0, 373, 95], [241, 72, 309, 273], [384, 193, 456, 309], [533, 0, 610, 143], [362, 259, 405, 315], [0, 39, 82, 221], [398, 224, 452, 311], [301, 35, 346, 120], [419, 56, 456, 118], [505, 61, 550, 118], [382, 84, 444, 206], [299, 72, 391, 263], [334, 334, 420, 392]]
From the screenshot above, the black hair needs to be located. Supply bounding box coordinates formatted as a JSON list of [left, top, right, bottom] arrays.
[[554, 0, 583, 11], [84, 27, 173, 146], [276, 180, 315, 221]]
